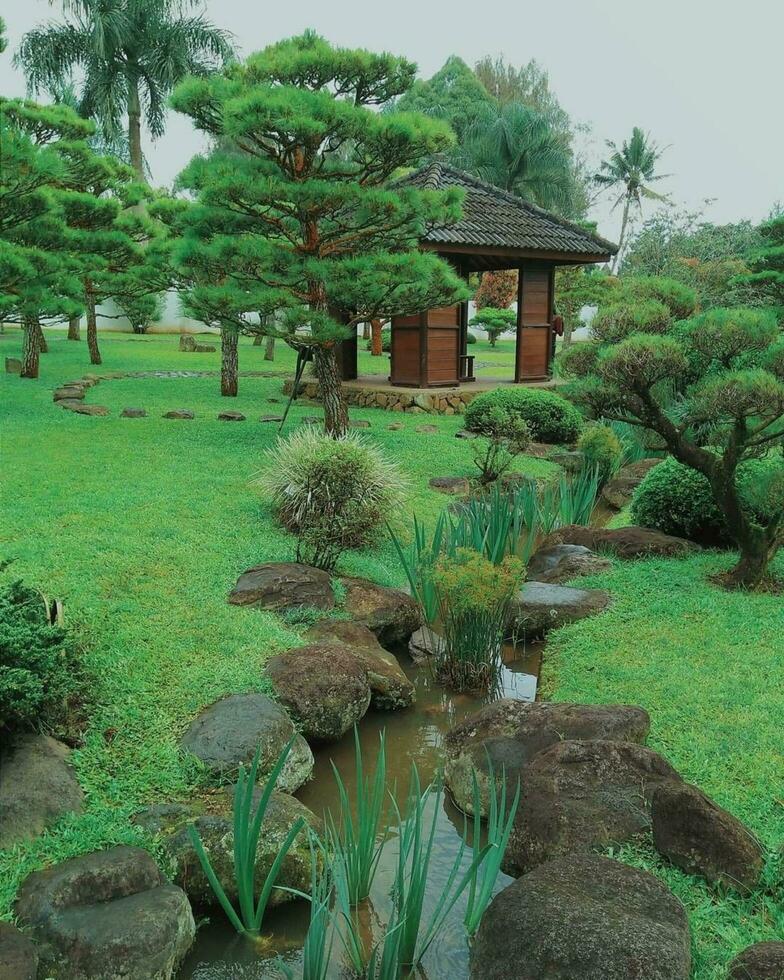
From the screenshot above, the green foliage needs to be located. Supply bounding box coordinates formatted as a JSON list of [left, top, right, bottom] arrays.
[[260, 428, 406, 571], [677, 307, 780, 374], [535, 468, 601, 531], [0, 578, 82, 738], [469, 307, 516, 346], [470, 406, 531, 484], [432, 549, 523, 691], [733, 213, 784, 316], [187, 739, 306, 935], [631, 455, 784, 545], [473, 269, 517, 311], [590, 298, 672, 343], [577, 424, 623, 483], [365, 326, 391, 352], [622, 276, 697, 319], [393, 55, 492, 140], [465, 387, 583, 443], [466, 330, 477, 344]]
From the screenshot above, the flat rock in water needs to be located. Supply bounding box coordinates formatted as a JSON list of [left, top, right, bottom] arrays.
[[14, 846, 194, 980], [228, 562, 335, 612], [265, 643, 371, 741], [217, 410, 246, 421], [527, 544, 612, 584], [163, 409, 195, 419], [408, 625, 445, 664], [429, 476, 470, 495], [444, 699, 651, 817], [0, 734, 84, 848], [506, 738, 682, 874], [728, 943, 784, 980], [539, 524, 697, 559], [180, 692, 313, 792], [121, 407, 147, 418], [508, 580, 611, 637], [304, 619, 415, 710], [602, 458, 663, 510], [136, 792, 320, 913], [0, 922, 38, 980], [652, 781, 764, 894], [470, 854, 691, 980], [339, 576, 422, 646]]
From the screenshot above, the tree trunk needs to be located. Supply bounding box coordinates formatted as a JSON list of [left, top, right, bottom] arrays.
[[67, 315, 81, 341], [611, 196, 631, 274], [362, 321, 370, 341], [264, 335, 275, 361], [221, 326, 238, 396], [370, 319, 383, 357], [85, 282, 101, 365], [314, 345, 349, 437], [21, 315, 40, 379], [127, 79, 144, 180], [563, 318, 574, 349], [723, 540, 777, 590], [34, 320, 48, 353], [252, 333, 263, 346]]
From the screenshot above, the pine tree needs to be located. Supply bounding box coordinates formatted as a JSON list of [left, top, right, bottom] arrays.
[[738, 213, 784, 319], [168, 32, 468, 434]]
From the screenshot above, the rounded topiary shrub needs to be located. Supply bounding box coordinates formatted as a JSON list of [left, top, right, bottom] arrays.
[[464, 387, 583, 444], [591, 299, 672, 343], [466, 330, 477, 345], [577, 424, 623, 484], [631, 454, 784, 545], [623, 277, 698, 320]]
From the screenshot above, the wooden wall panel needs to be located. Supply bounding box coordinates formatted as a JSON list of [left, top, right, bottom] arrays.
[[517, 328, 549, 379], [427, 326, 459, 384], [390, 320, 422, 385], [516, 263, 555, 380], [429, 305, 460, 327], [521, 266, 551, 325]]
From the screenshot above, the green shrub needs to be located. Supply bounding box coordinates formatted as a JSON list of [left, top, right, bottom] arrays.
[[466, 330, 477, 345], [577, 424, 624, 484], [470, 407, 531, 484], [259, 428, 407, 570], [623, 276, 698, 319], [0, 578, 83, 738], [631, 454, 784, 545], [591, 299, 672, 343], [464, 387, 583, 444]]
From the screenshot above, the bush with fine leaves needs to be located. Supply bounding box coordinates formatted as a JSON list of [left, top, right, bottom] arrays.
[[623, 276, 698, 319], [590, 299, 672, 343], [0, 578, 82, 738], [259, 428, 407, 570], [464, 387, 583, 444], [577, 424, 623, 484]]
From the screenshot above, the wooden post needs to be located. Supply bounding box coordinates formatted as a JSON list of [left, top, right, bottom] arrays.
[[418, 311, 428, 387]]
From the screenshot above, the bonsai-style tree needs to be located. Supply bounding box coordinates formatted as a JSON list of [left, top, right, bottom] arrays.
[[561, 306, 784, 589], [469, 307, 516, 347], [737, 213, 784, 319], [168, 32, 468, 434]]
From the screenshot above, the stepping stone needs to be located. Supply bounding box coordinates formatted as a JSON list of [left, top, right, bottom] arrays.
[[339, 575, 422, 646], [217, 411, 246, 421], [163, 410, 194, 419], [53, 386, 85, 402], [455, 429, 478, 440], [4, 357, 22, 375], [540, 524, 698, 559], [265, 644, 372, 741], [180, 692, 313, 792], [506, 739, 682, 874], [0, 734, 84, 848], [259, 414, 284, 423], [228, 562, 335, 612], [429, 476, 469, 495], [14, 847, 194, 980], [120, 407, 147, 418], [350, 419, 371, 428], [387, 422, 404, 430], [444, 700, 651, 817], [728, 943, 784, 980], [0, 922, 38, 980], [471, 854, 691, 980], [300, 416, 321, 425], [527, 544, 612, 584], [66, 404, 110, 416], [652, 781, 764, 894], [415, 424, 439, 434], [508, 581, 611, 637], [57, 399, 87, 411]]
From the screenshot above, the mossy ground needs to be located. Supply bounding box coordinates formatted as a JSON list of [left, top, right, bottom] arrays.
[[1, 329, 782, 978]]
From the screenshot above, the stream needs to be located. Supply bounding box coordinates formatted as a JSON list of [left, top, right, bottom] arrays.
[[177, 640, 544, 980]]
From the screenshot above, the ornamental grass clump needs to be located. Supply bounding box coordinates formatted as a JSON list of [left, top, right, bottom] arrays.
[[432, 549, 523, 692], [259, 428, 407, 571]]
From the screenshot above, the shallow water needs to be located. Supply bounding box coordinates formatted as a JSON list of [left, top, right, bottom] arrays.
[[177, 642, 542, 980]]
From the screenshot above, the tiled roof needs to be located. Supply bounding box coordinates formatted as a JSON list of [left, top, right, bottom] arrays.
[[396, 161, 617, 258]]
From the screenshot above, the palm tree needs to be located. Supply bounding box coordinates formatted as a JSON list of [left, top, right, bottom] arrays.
[[16, 0, 233, 179], [458, 101, 575, 214], [595, 127, 671, 271]]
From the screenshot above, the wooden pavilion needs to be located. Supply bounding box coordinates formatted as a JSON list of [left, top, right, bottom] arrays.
[[338, 163, 617, 387]]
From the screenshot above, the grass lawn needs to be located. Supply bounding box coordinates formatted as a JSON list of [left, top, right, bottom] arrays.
[[1, 329, 782, 978]]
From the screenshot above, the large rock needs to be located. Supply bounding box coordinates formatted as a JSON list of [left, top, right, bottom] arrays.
[[728, 943, 784, 980], [602, 458, 663, 510], [304, 620, 415, 710], [180, 693, 313, 792], [265, 643, 371, 741], [0, 734, 84, 848], [339, 576, 422, 646], [508, 580, 611, 637], [526, 544, 612, 584], [14, 846, 195, 980], [470, 854, 691, 980], [539, 524, 697, 559], [408, 625, 445, 665], [228, 562, 335, 612], [506, 739, 682, 874], [445, 700, 651, 816], [651, 781, 764, 894], [0, 922, 38, 980], [137, 792, 320, 912]]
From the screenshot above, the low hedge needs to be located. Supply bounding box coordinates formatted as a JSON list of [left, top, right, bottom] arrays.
[[464, 387, 583, 444]]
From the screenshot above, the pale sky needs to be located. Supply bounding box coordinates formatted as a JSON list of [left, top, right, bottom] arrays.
[[2, 0, 782, 244]]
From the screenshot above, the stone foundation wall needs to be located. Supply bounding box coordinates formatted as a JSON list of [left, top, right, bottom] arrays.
[[283, 378, 479, 415]]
